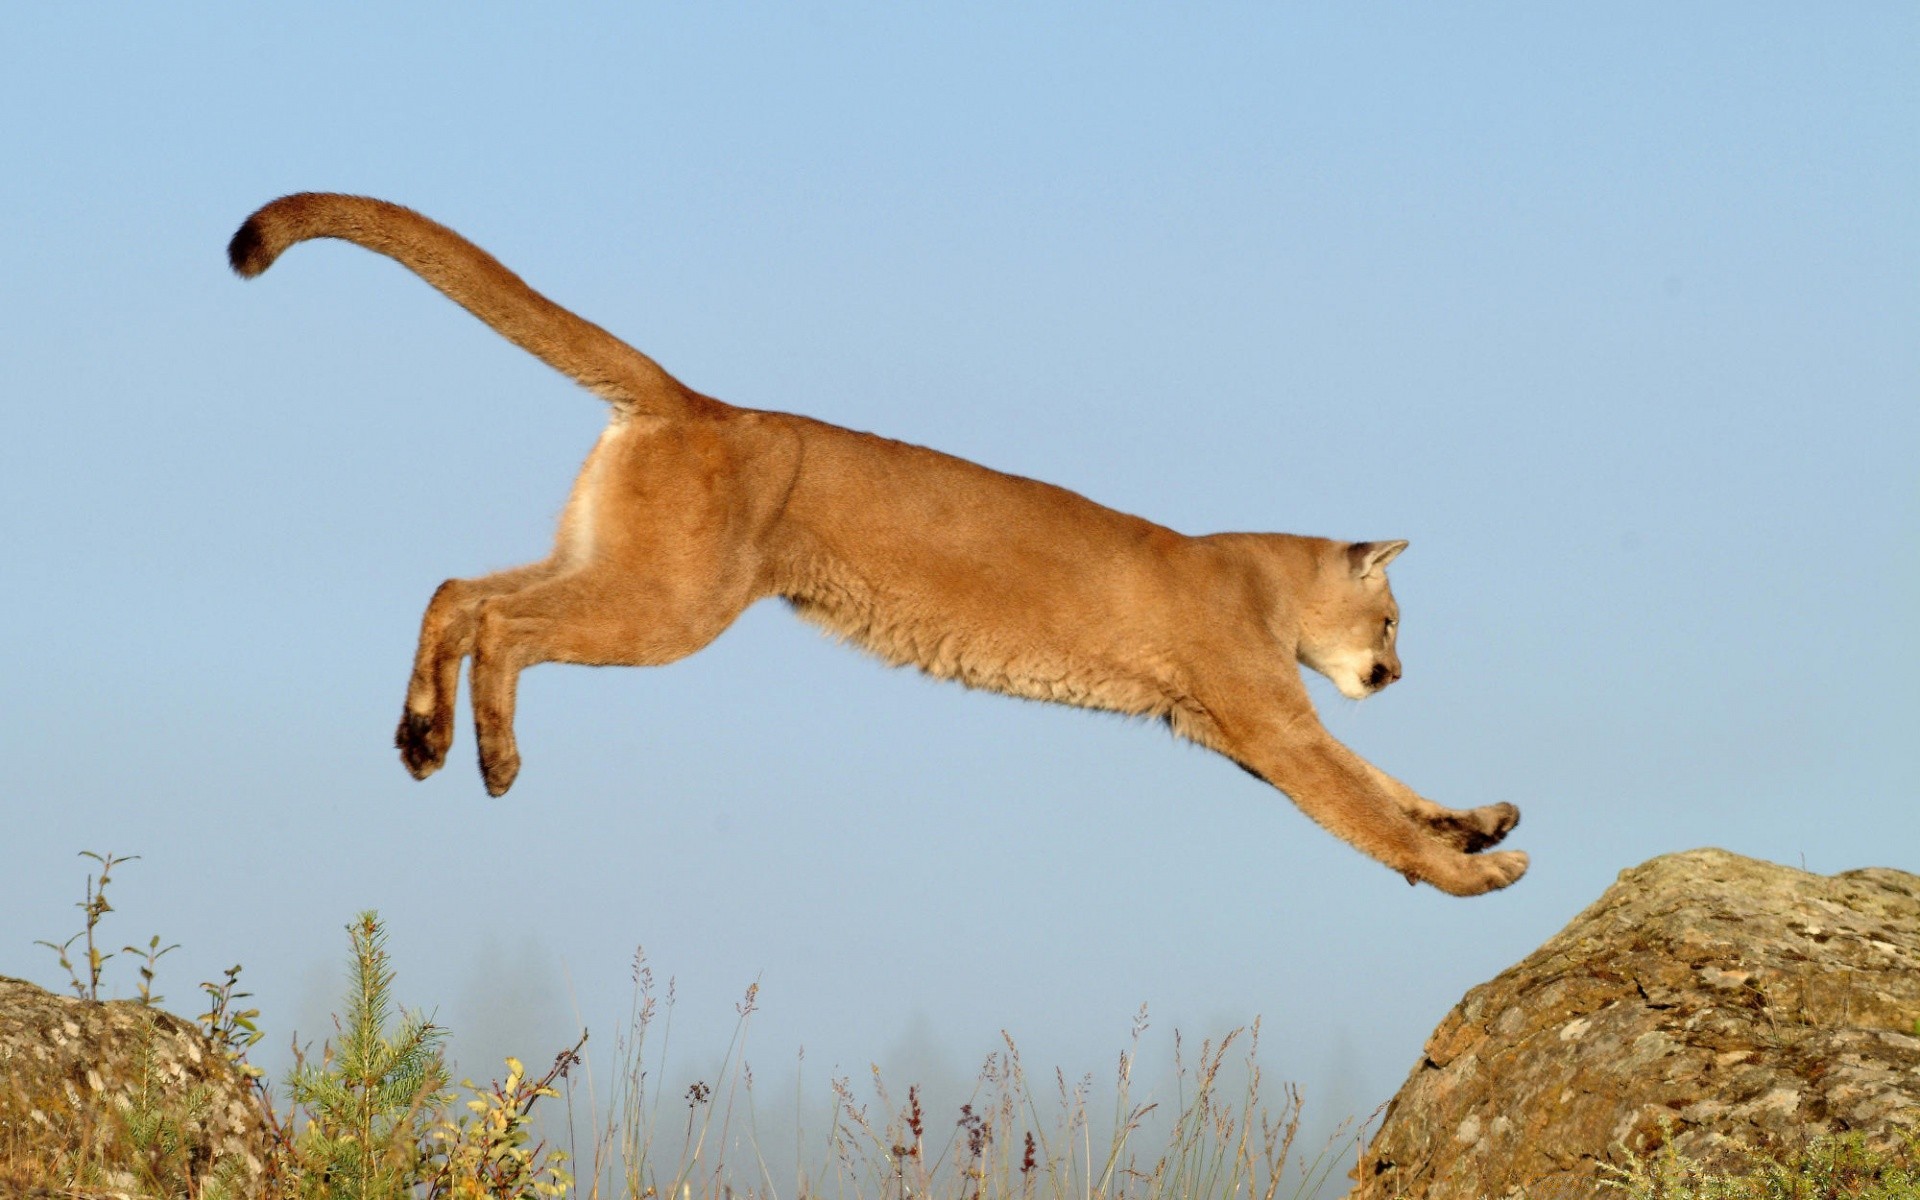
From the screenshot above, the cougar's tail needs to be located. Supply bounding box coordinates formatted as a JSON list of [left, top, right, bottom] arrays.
[[229, 193, 687, 417]]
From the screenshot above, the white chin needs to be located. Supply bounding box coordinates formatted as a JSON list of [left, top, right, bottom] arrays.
[[1333, 676, 1372, 701]]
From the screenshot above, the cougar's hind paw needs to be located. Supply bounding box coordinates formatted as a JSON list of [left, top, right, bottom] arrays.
[[396, 710, 449, 780], [479, 746, 521, 797]]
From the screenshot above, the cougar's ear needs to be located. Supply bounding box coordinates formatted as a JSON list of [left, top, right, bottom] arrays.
[[1348, 539, 1409, 580]]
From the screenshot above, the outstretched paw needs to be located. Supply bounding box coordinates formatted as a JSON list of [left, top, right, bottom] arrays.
[[395, 709, 450, 780], [1424, 802, 1521, 854], [1463, 849, 1528, 895], [1422, 848, 1529, 897]]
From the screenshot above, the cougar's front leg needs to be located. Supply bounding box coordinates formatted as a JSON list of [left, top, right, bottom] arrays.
[[1264, 731, 1526, 896], [397, 563, 558, 780], [1193, 681, 1527, 896]]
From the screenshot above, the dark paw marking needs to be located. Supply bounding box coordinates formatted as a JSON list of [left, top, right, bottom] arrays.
[[1465, 802, 1521, 853], [396, 710, 446, 779], [1426, 802, 1521, 854]]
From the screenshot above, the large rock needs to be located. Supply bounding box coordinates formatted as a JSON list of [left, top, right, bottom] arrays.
[[1349, 849, 1920, 1200], [0, 975, 273, 1197]]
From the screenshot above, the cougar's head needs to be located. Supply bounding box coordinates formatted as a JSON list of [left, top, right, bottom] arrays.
[[1296, 539, 1407, 701]]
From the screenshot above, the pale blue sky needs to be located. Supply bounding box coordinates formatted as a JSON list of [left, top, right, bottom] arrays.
[[2, 2, 1914, 1176]]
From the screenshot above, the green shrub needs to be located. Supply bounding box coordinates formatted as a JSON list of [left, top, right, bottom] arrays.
[[1603, 1127, 1920, 1200]]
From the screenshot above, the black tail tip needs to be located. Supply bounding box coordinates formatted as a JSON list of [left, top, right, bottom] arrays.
[[226, 218, 270, 278]]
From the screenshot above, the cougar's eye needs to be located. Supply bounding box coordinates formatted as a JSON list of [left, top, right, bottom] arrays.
[[1383, 617, 1397, 635]]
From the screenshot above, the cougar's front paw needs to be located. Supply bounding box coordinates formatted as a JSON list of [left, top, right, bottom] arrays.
[[1455, 802, 1521, 853], [1463, 849, 1528, 895], [1423, 848, 1529, 897], [396, 709, 450, 779]]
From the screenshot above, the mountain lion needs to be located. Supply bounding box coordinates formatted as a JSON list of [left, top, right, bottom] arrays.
[[228, 193, 1526, 896]]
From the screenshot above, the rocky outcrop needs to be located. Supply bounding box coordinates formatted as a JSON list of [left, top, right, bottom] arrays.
[[0, 975, 273, 1197], [1350, 849, 1920, 1200]]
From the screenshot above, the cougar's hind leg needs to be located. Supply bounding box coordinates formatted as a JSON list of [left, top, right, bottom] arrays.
[[466, 572, 750, 796], [398, 562, 560, 780]]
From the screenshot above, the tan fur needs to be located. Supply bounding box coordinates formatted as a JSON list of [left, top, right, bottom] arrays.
[[229, 193, 1527, 896]]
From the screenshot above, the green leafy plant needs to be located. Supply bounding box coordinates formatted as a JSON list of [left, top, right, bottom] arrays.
[[201, 961, 268, 1082], [125, 931, 182, 1006], [282, 911, 452, 1200], [35, 849, 144, 1001], [421, 1041, 583, 1199]]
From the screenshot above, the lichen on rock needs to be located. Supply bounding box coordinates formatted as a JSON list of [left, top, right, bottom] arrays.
[[1349, 849, 1920, 1200], [0, 974, 273, 1197]]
